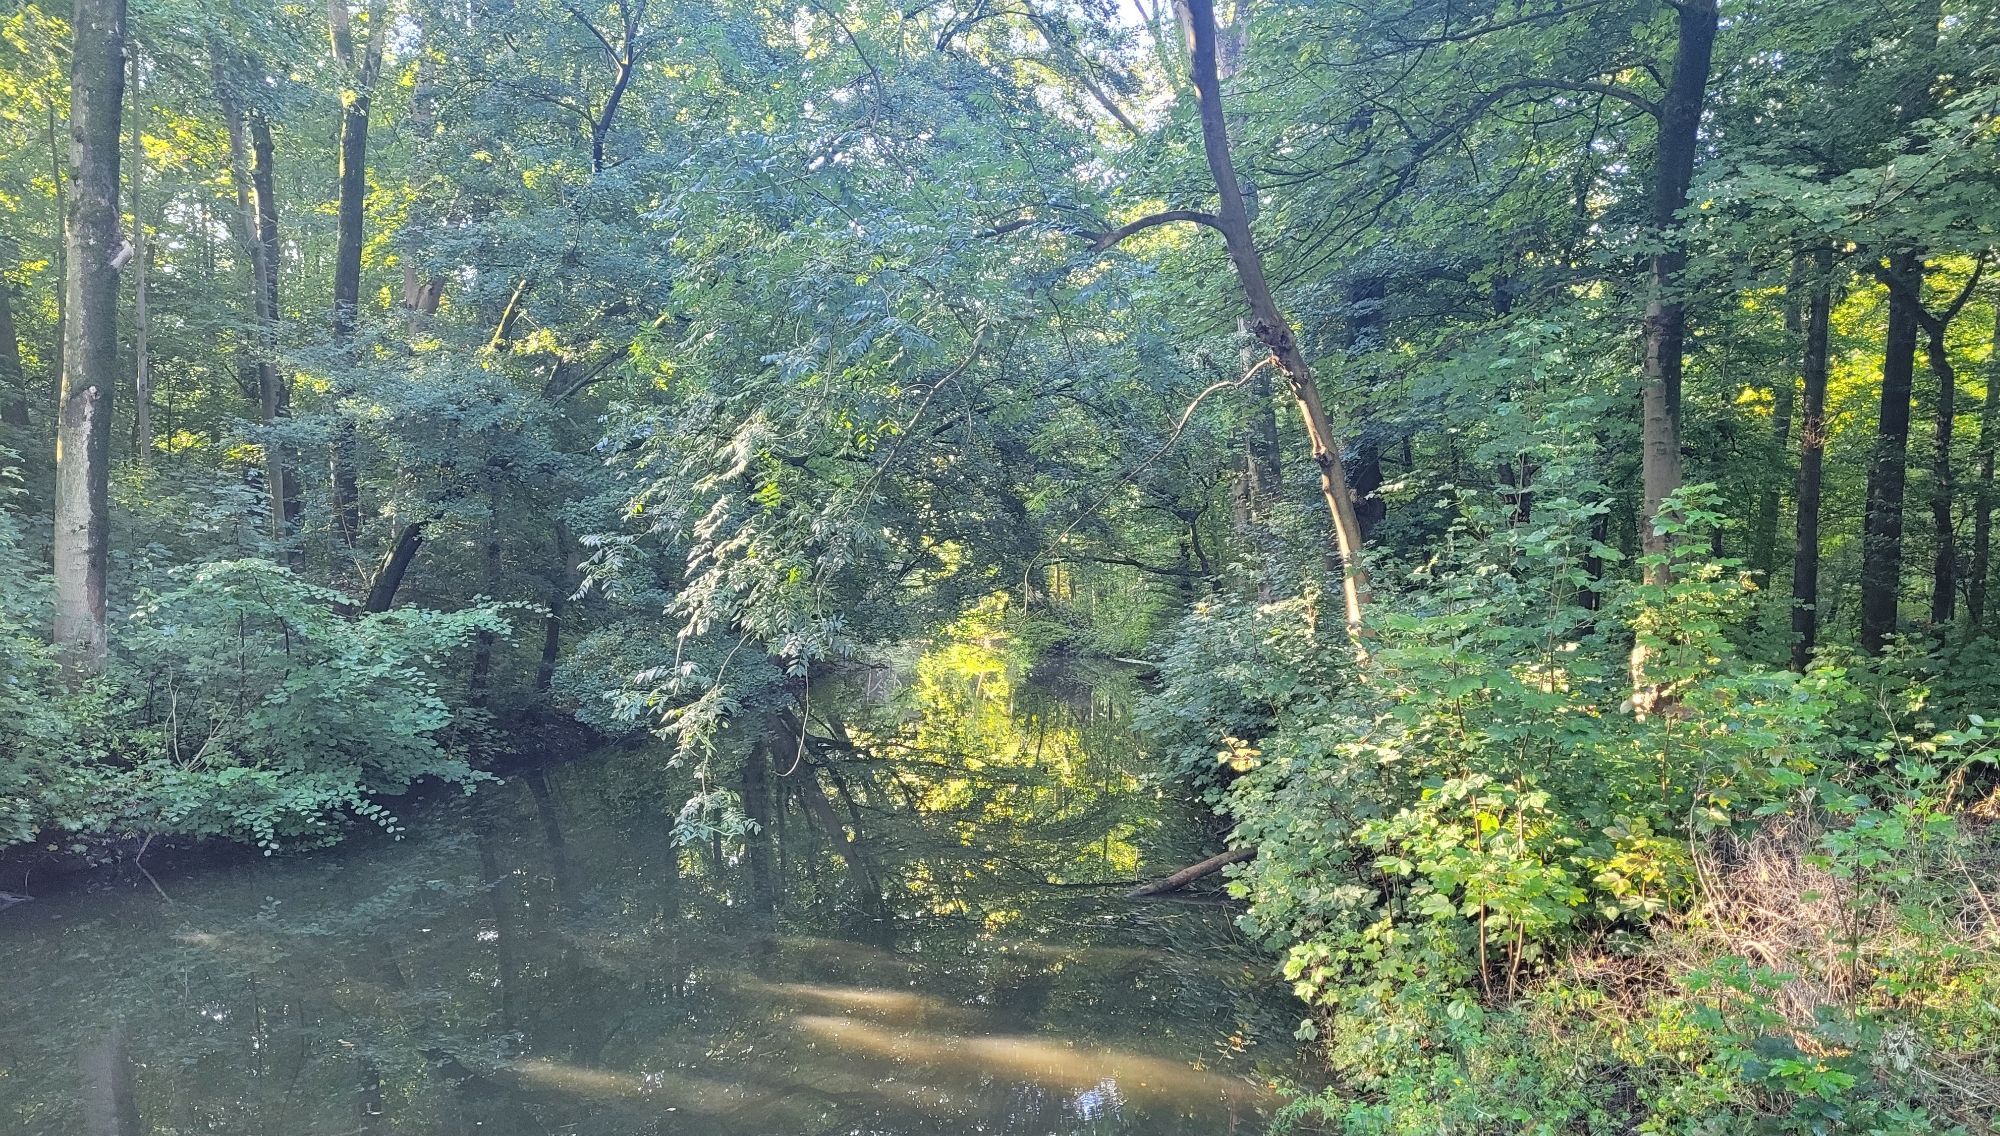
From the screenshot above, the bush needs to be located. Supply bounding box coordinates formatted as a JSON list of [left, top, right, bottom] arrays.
[[13, 559, 510, 854], [1147, 481, 2000, 1134]]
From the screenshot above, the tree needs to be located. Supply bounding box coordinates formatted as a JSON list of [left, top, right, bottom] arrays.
[[1146, 0, 1373, 647], [51, 0, 128, 672], [327, 0, 387, 548], [1790, 252, 1834, 669]]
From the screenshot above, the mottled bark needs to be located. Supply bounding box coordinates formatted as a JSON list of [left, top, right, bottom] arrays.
[[52, 0, 128, 673]]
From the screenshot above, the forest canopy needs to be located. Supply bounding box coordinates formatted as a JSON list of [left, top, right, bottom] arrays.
[[3, 0, 2000, 1130]]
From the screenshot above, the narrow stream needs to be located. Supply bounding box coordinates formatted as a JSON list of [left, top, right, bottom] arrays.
[[0, 659, 1302, 1134]]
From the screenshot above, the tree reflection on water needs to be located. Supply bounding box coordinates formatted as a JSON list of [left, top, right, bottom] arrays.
[[0, 639, 1302, 1135]]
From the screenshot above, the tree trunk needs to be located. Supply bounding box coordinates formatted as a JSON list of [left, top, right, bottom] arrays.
[[1128, 846, 1254, 897], [1753, 263, 1804, 579], [1176, 0, 1370, 647], [1629, 0, 1718, 711], [247, 113, 301, 551], [363, 520, 425, 613], [1970, 301, 2000, 630], [1343, 278, 1389, 538], [467, 499, 502, 703], [1790, 254, 1833, 671], [1927, 300, 1960, 628], [45, 99, 66, 400], [127, 47, 149, 466], [1860, 253, 1924, 655], [0, 271, 28, 428], [52, 0, 128, 674], [535, 525, 572, 693], [400, 37, 445, 339], [327, 0, 387, 549], [1636, 0, 1717, 581]]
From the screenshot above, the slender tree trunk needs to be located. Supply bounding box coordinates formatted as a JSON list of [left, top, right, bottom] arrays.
[[0, 272, 28, 428], [401, 39, 446, 338], [247, 113, 301, 551], [45, 98, 66, 399], [1343, 277, 1389, 538], [1753, 264, 1804, 578], [1214, 13, 1281, 528], [127, 47, 149, 466], [535, 524, 572, 693], [1971, 301, 2000, 630], [327, 0, 387, 549], [1175, 0, 1370, 647], [1928, 305, 1961, 627], [1860, 253, 1925, 654], [467, 495, 502, 703], [1791, 254, 1833, 671], [52, 0, 128, 673], [363, 520, 425, 613]]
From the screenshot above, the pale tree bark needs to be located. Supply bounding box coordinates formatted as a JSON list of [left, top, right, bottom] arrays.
[[1970, 297, 2000, 630], [327, 0, 388, 548], [1790, 251, 1833, 671], [1167, 0, 1371, 647], [52, 0, 128, 673], [127, 45, 149, 466]]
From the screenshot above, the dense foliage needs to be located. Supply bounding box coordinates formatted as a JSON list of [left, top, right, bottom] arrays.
[[4, 0, 2000, 1130]]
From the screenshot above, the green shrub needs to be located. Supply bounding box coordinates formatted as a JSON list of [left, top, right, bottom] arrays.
[[13, 559, 512, 854]]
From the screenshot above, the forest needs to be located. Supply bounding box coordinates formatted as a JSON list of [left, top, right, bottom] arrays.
[[2, 0, 1999, 1131]]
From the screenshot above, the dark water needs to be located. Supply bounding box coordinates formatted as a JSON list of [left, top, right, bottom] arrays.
[[0, 660, 1301, 1135]]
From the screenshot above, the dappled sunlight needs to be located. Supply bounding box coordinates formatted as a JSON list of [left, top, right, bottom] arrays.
[[737, 978, 981, 1026], [792, 1014, 1271, 1108]]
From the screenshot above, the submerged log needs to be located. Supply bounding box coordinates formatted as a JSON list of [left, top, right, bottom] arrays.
[[1126, 846, 1254, 898]]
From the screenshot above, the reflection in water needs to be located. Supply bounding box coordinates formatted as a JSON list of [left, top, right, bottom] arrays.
[[0, 654, 1301, 1134]]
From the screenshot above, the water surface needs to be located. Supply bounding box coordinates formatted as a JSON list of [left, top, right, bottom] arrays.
[[0, 661, 1299, 1134]]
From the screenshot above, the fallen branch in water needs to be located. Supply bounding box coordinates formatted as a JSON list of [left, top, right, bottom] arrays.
[[1127, 846, 1255, 898]]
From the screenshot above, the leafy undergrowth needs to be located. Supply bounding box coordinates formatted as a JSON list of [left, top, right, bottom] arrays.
[[1145, 483, 2000, 1134], [2, 556, 514, 856]]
